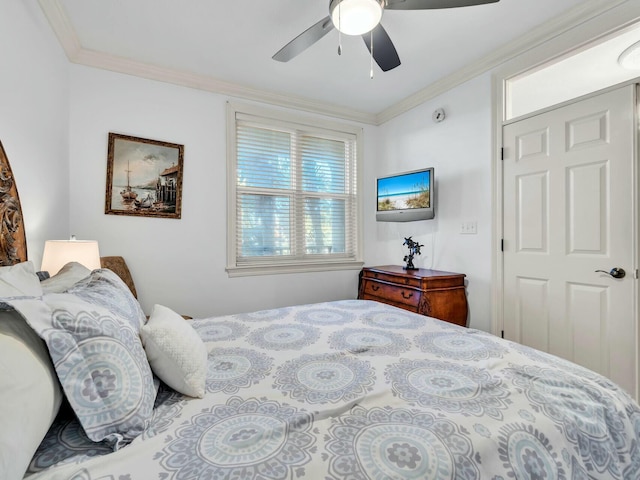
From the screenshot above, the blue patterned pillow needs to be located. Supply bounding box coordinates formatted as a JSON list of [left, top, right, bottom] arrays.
[[66, 269, 146, 332], [7, 292, 156, 449]]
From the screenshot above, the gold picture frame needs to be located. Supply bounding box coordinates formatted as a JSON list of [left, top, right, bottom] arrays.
[[105, 133, 184, 219]]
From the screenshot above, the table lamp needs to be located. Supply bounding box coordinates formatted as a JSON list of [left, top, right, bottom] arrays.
[[40, 235, 101, 276]]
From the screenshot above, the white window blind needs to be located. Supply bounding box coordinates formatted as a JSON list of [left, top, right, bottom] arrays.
[[227, 105, 362, 275]]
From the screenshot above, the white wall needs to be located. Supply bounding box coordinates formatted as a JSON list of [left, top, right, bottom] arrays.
[[5, 0, 494, 328], [69, 66, 375, 318], [3, 0, 495, 330], [0, 0, 70, 264], [61, 0, 640, 334], [5, 0, 637, 333], [368, 74, 493, 331]]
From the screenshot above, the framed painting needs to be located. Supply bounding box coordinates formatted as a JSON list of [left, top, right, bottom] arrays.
[[105, 133, 184, 219]]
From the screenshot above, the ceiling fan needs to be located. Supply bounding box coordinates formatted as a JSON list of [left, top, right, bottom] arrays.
[[273, 0, 500, 72]]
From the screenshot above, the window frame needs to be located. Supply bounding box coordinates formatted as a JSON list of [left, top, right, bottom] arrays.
[[226, 102, 364, 277]]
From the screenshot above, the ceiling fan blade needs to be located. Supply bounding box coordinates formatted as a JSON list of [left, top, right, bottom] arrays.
[[362, 24, 401, 72], [273, 16, 334, 62], [385, 0, 499, 10]]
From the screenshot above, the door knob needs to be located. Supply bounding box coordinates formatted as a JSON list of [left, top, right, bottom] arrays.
[[595, 267, 626, 279]]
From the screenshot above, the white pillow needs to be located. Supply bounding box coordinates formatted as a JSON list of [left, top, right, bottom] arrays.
[[0, 310, 63, 480], [140, 304, 207, 398], [40, 261, 91, 293], [0, 261, 42, 297]]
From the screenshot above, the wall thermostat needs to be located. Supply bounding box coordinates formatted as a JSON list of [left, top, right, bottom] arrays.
[[432, 108, 446, 123]]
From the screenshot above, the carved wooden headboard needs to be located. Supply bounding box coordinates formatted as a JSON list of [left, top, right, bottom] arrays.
[[0, 140, 27, 266]]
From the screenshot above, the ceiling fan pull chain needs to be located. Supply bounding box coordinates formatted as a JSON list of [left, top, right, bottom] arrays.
[[370, 30, 374, 79], [338, 3, 342, 55]]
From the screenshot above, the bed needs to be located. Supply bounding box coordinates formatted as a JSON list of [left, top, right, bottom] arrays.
[[1, 140, 640, 480]]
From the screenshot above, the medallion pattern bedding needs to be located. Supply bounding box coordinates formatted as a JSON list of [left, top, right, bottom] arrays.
[[16, 298, 640, 479]]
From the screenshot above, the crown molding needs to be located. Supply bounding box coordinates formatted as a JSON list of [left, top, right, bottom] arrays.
[[72, 48, 378, 125], [38, 0, 81, 57], [37, 0, 377, 125], [375, 0, 632, 124], [39, 0, 634, 127]]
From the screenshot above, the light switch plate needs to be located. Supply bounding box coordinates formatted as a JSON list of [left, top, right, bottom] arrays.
[[460, 221, 477, 235]]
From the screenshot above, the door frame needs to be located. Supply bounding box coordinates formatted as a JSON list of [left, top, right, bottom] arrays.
[[491, 8, 640, 397]]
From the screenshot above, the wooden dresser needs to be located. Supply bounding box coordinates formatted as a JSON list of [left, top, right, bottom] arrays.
[[358, 265, 468, 327]]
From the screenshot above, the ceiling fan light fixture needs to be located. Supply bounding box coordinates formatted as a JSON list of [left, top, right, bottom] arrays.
[[330, 0, 383, 36], [618, 40, 640, 70]]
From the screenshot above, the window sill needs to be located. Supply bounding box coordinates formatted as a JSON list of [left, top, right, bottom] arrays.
[[226, 260, 364, 277]]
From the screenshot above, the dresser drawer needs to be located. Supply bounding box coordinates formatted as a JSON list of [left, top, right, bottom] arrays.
[[363, 269, 422, 288], [362, 279, 420, 308]]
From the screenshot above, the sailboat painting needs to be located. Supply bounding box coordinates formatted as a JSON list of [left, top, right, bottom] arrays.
[[120, 160, 138, 202], [105, 133, 184, 219]]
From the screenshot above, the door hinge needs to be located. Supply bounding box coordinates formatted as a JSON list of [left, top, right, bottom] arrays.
[[635, 269, 639, 279], [501, 239, 504, 252], [501, 147, 504, 160], [501, 330, 504, 339]]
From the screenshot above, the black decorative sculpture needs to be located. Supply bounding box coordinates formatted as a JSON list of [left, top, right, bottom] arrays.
[[403, 236, 423, 270]]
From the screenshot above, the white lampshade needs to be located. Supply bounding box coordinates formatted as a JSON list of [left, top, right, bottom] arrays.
[[41, 238, 101, 276], [330, 0, 383, 36]]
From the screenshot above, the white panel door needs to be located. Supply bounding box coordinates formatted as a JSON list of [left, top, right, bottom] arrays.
[[503, 84, 637, 397]]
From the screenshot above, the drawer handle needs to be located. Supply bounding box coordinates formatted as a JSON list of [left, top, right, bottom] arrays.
[[401, 291, 413, 299], [371, 284, 380, 291]]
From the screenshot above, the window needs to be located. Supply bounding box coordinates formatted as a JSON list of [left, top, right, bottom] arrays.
[[226, 103, 363, 276]]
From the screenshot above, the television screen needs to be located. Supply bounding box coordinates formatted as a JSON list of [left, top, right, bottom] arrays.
[[376, 168, 434, 222]]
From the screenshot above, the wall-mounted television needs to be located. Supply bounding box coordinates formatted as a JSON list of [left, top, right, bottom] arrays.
[[376, 167, 434, 222]]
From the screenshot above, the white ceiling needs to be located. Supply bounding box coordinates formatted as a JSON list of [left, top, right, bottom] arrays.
[[39, 0, 624, 123]]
